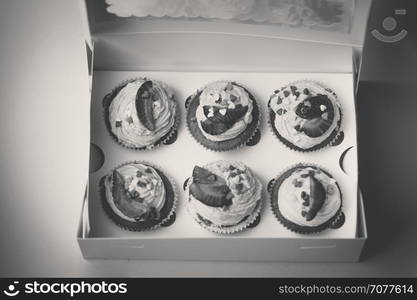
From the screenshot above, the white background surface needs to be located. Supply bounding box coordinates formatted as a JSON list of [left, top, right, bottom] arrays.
[[1, 0, 416, 277]]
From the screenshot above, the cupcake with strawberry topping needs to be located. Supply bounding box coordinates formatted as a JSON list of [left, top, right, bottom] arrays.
[[268, 81, 342, 152], [100, 162, 177, 231], [103, 78, 178, 150], [269, 164, 345, 234], [185, 160, 262, 234], [186, 81, 261, 151]]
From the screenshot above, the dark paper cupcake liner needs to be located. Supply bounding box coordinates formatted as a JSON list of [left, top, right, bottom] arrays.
[[103, 77, 179, 151], [269, 163, 344, 234], [100, 161, 178, 232], [185, 81, 261, 152]]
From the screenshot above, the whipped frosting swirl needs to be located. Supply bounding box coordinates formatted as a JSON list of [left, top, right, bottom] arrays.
[[108, 79, 176, 148], [269, 81, 341, 150], [277, 167, 341, 227], [104, 163, 166, 222], [188, 161, 261, 226], [195, 81, 253, 142]]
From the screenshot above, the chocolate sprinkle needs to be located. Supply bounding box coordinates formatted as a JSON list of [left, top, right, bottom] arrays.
[[126, 116, 134, 124]]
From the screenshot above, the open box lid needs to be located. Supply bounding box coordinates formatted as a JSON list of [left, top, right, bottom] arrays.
[[80, 0, 372, 74]]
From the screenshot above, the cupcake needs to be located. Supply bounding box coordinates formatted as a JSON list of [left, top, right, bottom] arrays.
[[103, 78, 178, 150], [186, 81, 261, 151], [185, 161, 262, 234], [269, 164, 344, 234], [268, 81, 342, 151], [100, 162, 177, 231]]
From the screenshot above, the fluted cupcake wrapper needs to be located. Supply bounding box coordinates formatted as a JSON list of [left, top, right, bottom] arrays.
[[187, 199, 262, 235], [267, 79, 343, 153], [100, 160, 178, 232], [268, 162, 344, 234], [184, 159, 263, 234], [185, 80, 261, 152], [102, 77, 179, 151]]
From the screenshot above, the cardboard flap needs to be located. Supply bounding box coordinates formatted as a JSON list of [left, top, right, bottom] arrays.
[[79, 0, 94, 90], [81, 0, 371, 73], [92, 32, 354, 72], [85, 0, 371, 48]]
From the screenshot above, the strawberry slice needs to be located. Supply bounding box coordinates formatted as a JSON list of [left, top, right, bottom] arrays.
[[190, 166, 233, 207], [200, 104, 248, 135], [295, 95, 335, 137], [302, 174, 327, 221], [135, 80, 156, 131]]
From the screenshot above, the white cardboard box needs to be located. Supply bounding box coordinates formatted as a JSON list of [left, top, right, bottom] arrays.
[[78, 0, 371, 261]]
